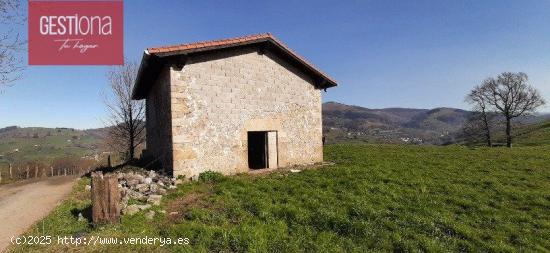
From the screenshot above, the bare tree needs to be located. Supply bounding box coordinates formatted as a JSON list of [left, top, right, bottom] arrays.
[[480, 72, 546, 147], [0, 0, 25, 88], [462, 111, 498, 146], [465, 85, 495, 146], [104, 62, 145, 162]]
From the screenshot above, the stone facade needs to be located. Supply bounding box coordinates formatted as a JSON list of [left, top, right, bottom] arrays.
[[146, 47, 324, 178]]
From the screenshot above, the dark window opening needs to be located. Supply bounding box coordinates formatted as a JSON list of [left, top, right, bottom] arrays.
[[248, 131, 268, 169]]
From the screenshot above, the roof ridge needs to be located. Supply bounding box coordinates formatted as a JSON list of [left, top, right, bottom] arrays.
[[147, 33, 272, 52]]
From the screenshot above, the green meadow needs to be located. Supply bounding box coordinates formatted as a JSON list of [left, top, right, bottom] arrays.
[[10, 143, 550, 252]]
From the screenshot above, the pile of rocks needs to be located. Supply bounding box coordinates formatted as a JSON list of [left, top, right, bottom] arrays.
[[116, 170, 177, 216]]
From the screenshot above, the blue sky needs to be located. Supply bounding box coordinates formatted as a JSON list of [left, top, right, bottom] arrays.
[[1, 0, 549, 129]]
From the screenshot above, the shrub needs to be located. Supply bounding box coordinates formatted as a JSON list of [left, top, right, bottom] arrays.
[[198, 171, 225, 183]]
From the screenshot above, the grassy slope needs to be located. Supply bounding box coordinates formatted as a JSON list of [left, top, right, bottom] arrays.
[[0, 127, 101, 163], [10, 144, 550, 252], [0, 127, 103, 184], [514, 120, 550, 146]]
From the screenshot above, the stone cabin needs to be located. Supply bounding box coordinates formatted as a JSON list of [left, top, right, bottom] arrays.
[[131, 33, 337, 178]]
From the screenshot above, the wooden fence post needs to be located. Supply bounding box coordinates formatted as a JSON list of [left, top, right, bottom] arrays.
[[26, 166, 29, 179], [35, 166, 38, 178], [91, 172, 120, 225], [64, 168, 67, 176], [9, 163, 12, 179], [51, 167, 54, 177]]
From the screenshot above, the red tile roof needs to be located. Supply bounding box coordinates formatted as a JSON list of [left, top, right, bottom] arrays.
[[148, 33, 270, 54], [132, 33, 337, 99]]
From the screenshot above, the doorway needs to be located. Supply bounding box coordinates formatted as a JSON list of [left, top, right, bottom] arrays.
[[248, 131, 278, 169]]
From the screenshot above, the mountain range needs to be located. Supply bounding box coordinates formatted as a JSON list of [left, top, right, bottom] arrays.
[[322, 102, 549, 145]]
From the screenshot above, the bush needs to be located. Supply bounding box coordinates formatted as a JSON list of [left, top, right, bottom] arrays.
[[198, 171, 225, 183]]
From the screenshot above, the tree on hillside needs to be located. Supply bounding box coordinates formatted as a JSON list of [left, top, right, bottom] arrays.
[[479, 72, 546, 147], [462, 111, 498, 146], [104, 62, 145, 162], [465, 85, 496, 146], [0, 0, 25, 88]]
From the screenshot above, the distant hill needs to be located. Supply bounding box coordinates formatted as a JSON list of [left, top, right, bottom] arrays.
[[322, 102, 548, 145], [0, 126, 106, 164], [323, 102, 470, 144]]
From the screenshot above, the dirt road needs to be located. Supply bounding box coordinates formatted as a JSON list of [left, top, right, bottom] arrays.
[[0, 177, 77, 252]]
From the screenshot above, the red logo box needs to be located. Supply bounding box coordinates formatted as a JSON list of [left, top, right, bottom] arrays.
[[28, 0, 124, 65]]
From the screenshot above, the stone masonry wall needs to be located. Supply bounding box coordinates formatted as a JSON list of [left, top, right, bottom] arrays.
[[169, 47, 323, 178], [145, 67, 173, 173]]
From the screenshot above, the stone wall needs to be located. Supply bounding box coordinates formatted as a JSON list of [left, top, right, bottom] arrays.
[[168, 47, 323, 178], [145, 67, 173, 173]]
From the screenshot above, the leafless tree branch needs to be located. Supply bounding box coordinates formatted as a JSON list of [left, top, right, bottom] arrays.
[[465, 84, 496, 146], [0, 0, 25, 89], [103, 61, 145, 162]]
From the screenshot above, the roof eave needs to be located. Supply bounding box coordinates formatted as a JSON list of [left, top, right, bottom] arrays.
[[131, 50, 159, 100]]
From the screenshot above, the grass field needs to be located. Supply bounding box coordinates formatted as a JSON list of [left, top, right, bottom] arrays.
[[0, 127, 101, 163], [9, 144, 550, 252]]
